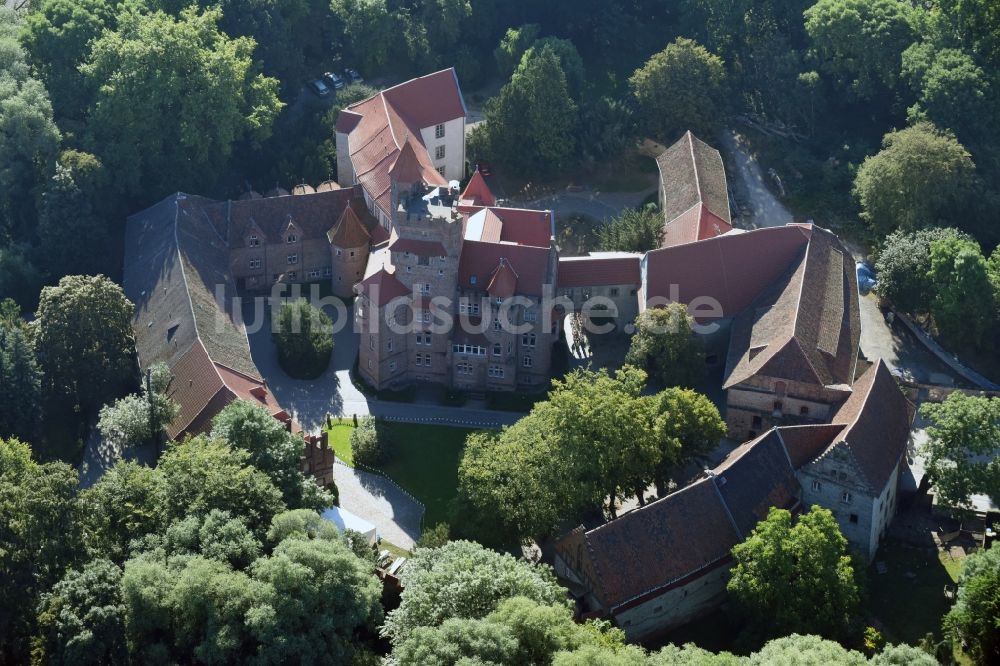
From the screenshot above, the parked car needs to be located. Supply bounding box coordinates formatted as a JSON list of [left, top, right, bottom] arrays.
[[323, 71, 345, 90], [308, 78, 330, 96], [856, 262, 877, 295], [344, 68, 363, 84]]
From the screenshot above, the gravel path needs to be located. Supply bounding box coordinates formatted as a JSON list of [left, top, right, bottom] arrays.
[[718, 129, 794, 229], [332, 461, 424, 549]]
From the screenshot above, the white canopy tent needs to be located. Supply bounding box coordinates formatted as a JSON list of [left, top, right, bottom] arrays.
[[321, 506, 378, 547]]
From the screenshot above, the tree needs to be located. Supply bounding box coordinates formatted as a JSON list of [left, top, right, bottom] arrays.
[[629, 37, 727, 141], [625, 303, 703, 388], [349, 415, 391, 467], [944, 545, 1000, 663], [395, 617, 519, 666], [471, 45, 577, 177], [33, 275, 136, 413], [0, 437, 82, 664], [803, 0, 917, 101], [747, 634, 868, 664], [919, 393, 1000, 513], [927, 236, 995, 348], [19, 0, 113, 119], [33, 558, 127, 666], [874, 227, 970, 313], [241, 535, 384, 662], [80, 460, 163, 564], [598, 204, 663, 253], [727, 506, 861, 640], [649, 388, 727, 497], [494, 23, 540, 78], [902, 43, 995, 149], [329, 0, 396, 75], [381, 540, 567, 646], [80, 6, 282, 197], [97, 363, 179, 452], [649, 643, 741, 665], [0, 316, 41, 441], [0, 7, 61, 237], [853, 122, 976, 236], [211, 400, 330, 510], [273, 299, 334, 379], [155, 436, 285, 539], [35, 150, 114, 280]]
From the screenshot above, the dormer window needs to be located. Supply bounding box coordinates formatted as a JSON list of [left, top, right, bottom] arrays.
[[286, 233, 297, 244], [248, 234, 260, 247]]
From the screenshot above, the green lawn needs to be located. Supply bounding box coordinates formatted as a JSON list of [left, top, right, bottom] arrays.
[[325, 420, 354, 466], [868, 543, 964, 646], [322, 419, 478, 529], [376, 422, 477, 529]]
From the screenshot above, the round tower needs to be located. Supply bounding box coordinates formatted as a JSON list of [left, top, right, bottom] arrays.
[[327, 205, 371, 299]]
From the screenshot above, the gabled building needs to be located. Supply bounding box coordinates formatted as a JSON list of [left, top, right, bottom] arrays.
[[336, 68, 467, 233], [655, 130, 733, 247], [555, 358, 914, 639]]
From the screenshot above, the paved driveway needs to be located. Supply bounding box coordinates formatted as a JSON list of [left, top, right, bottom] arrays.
[[718, 129, 794, 229], [332, 461, 424, 549]]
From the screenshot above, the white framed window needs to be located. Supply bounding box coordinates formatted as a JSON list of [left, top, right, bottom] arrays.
[[287, 254, 298, 265], [470, 275, 477, 285], [406, 266, 412, 273], [369, 335, 375, 351], [453, 344, 485, 356], [421, 311, 431, 323], [522, 333, 536, 347], [811, 480, 821, 492], [488, 365, 504, 378], [524, 309, 536, 322], [308, 269, 321, 279], [523, 355, 533, 368], [459, 300, 482, 316], [248, 234, 260, 247], [323, 267, 331, 277], [435, 123, 445, 139], [419, 283, 431, 295], [286, 233, 297, 244], [609, 287, 620, 297], [492, 318, 502, 331], [494, 296, 504, 305], [288, 271, 296, 280], [437, 166, 446, 177], [493, 343, 502, 356], [249, 257, 261, 269], [435, 145, 446, 160], [336, 248, 342, 256]]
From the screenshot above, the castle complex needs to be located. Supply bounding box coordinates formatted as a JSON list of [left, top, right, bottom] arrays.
[[124, 67, 915, 641]]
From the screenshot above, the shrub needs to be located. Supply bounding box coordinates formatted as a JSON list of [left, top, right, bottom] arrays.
[[273, 299, 333, 379], [350, 416, 390, 467]]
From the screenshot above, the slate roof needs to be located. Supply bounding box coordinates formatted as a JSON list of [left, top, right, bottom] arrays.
[[656, 132, 733, 247], [644, 225, 811, 317], [124, 193, 288, 438], [557, 430, 801, 609], [723, 225, 861, 389], [338, 69, 464, 219], [226, 186, 374, 246], [558, 255, 642, 287], [776, 424, 847, 468]]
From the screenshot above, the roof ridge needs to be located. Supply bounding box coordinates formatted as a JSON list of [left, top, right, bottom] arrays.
[[709, 472, 744, 538], [686, 131, 705, 209]]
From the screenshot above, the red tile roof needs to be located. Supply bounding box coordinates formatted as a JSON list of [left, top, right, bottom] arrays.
[[661, 203, 734, 248], [558, 255, 641, 287], [828, 360, 914, 490], [463, 207, 553, 248], [458, 240, 552, 297], [356, 268, 411, 307], [644, 225, 811, 317], [458, 170, 496, 210], [327, 206, 371, 248], [338, 69, 463, 219], [486, 259, 518, 298], [389, 237, 447, 257], [723, 225, 861, 390], [657, 131, 732, 248], [776, 424, 847, 468]]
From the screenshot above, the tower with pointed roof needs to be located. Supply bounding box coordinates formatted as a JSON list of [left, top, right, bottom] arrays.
[[327, 206, 371, 298]]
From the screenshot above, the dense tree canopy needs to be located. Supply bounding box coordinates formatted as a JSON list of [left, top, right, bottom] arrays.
[[945, 544, 1000, 663], [0, 311, 41, 441], [32, 274, 136, 414], [629, 37, 727, 141], [80, 6, 282, 197], [853, 122, 976, 236], [382, 540, 567, 647], [728, 506, 861, 641], [873, 226, 970, 313], [598, 204, 663, 253], [97, 362, 178, 452], [926, 235, 995, 348]]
